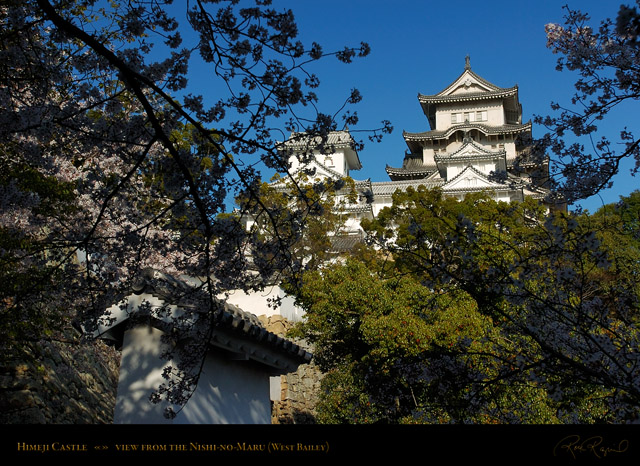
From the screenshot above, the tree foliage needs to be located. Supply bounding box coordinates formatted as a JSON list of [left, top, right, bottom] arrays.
[[536, 2, 640, 204], [287, 2, 640, 424], [235, 171, 358, 288], [0, 0, 389, 417], [291, 189, 640, 423]]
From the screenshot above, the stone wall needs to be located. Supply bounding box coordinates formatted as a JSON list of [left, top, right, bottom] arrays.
[[0, 327, 120, 424], [259, 314, 323, 424]]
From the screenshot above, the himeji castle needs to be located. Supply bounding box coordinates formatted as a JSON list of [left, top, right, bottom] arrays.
[[233, 58, 552, 320], [273, 57, 551, 238], [96, 60, 553, 424], [384, 56, 549, 202]]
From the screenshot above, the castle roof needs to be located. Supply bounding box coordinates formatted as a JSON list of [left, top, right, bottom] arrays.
[[418, 87, 519, 105], [385, 162, 435, 181], [440, 165, 521, 197], [435, 138, 506, 163], [403, 121, 531, 143], [372, 177, 444, 195], [281, 130, 362, 171], [417, 57, 521, 129], [96, 268, 312, 372]]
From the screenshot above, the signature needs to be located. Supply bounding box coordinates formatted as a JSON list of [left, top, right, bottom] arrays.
[[554, 435, 629, 459]]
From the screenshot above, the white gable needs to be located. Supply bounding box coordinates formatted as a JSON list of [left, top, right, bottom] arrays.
[[450, 141, 495, 158], [443, 165, 505, 191], [438, 68, 500, 97]]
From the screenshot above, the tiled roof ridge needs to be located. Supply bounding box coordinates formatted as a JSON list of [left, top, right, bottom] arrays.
[[419, 86, 518, 104], [385, 165, 435, 175], [372, 179, 444, 194], [442, 139, 507, 159], [403, 121, 532, 141], [130, 268, 312, 364], [442, 165, 512, 192], [427, 61, 515, 99]]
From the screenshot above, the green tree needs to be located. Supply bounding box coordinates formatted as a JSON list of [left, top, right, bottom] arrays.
[[236, 171, 359, 290], [588, 190, 640, 301], [291, 188, 640, 423]]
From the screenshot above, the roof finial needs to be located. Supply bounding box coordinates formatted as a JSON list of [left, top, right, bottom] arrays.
[[465, 55, 471, 70]]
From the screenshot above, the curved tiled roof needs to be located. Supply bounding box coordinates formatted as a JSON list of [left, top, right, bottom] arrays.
[[418, 86, 518, 105], [385, 164, 435, 180], [403, 122, 532, 142], [343, 204, 374, 213], [435, 140, 506, 164], [385, 151, 438, 180], [442, 165, 517, 194], [372, 178, 444, 195], [424, 59, 515, 102], [104, 268, 312, 366], [283, 130, 356, 149], [330, 234, 365, 252]]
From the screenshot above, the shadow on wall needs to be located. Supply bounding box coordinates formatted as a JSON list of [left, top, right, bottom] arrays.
[[174, 353, 272, 425]]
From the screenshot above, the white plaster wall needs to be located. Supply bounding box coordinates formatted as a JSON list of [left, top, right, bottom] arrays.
[[435, 104, 460, 130], [113, 326, 175, 424], [504, 141, 517, 161], [342, 215, 363, 234], [436, 101, 503, 131], [371, 195, 392, 217], [422, 146, 436, 167], [446, 140, 463, 154], [324, 149, 346, 176], [114, 325, 274, 424], [486, 102, 504, 126], [447, 163, 462, 180], [287, 155, 301, 174], [175, 349, 272, 424], [287, 149, 347, 177], [224, 286, 304, 322]]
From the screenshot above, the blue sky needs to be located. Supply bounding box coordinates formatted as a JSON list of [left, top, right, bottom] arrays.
[[258, 0, 638, 212]]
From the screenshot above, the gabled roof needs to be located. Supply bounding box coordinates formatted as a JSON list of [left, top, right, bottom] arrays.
[[271, 158, 347, 189], [421, 56, 515, 101], [417, 57, 520, 129], [442, 165, 516, 194], [436, 138, 506, 162]]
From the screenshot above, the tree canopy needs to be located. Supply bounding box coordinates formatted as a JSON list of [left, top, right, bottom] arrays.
[[4, 0, 640, 425], [282, 1, 640, 425], [0, 0, 390, 418], [290, 189, 640, 423]]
